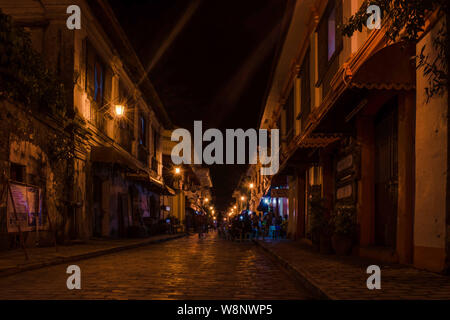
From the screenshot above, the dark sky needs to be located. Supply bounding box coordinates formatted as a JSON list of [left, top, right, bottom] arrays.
[[108, 0, 288, 211]]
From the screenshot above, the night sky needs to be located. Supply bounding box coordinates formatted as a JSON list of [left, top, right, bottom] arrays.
[[108, 0, 288, 211]]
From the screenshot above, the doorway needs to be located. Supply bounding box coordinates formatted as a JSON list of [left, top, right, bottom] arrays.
[[374, 97, 398, 247]]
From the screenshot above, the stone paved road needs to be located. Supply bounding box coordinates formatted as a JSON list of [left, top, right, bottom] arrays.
[[0, 232, 312, 300]]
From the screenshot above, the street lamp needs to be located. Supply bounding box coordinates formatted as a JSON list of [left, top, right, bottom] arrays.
[[115, 104, 125, 117], [249, 183, 254, 189], [204, 198, 209, 203], [174, 167, 181, 175]]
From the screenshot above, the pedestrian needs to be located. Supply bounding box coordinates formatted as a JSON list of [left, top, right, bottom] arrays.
[[194, 213, 204, 239]]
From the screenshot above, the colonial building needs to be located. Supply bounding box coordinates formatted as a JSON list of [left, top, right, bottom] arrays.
[[248, 0, 449, 273], [0, 0, 174, 249]]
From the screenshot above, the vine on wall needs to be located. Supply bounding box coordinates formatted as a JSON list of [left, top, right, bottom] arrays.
[[0, 9, 67, 115]]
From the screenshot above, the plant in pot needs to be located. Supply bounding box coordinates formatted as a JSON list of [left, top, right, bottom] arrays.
[[330, 204, 356, 255], [308, 195, 332, 253]]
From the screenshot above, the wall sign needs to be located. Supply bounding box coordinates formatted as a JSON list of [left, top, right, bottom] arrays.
[[337, 184, 353, 200], [7, 182, 44, 233], [271, 188, 289, 198]]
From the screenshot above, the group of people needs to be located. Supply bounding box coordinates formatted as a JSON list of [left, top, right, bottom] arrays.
[[219, 211, 288, 241], [193, 212, 209, 239]]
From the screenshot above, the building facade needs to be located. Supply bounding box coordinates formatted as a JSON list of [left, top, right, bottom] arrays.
[[0, 0, 175, 249], [247, 0, 449, 273]]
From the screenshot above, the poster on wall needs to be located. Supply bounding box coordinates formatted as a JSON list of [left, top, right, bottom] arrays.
[[7, 182, 44, 233]]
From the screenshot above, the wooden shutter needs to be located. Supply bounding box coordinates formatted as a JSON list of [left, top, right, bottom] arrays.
[[104, 67, 112, 108], [86, 41, 96, 98], [301, 48, 311, 130]]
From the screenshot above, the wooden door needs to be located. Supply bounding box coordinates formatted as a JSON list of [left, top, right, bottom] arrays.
[[375, 98, 398, 247]]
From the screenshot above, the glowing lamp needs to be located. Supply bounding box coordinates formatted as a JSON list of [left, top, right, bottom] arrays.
[[115, 104, 125, 117]]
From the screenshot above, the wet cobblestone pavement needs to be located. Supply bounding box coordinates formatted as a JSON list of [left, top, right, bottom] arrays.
[[0, 232, 311, 300]]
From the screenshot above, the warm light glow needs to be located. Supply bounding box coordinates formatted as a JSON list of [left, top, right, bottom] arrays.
[[249, 183, 254, 189], [212, 210, 215, 214], [240, 196, 245, 201], [204, 198, 209, 203], [115, 104, 125, 117], [228, 212, 232, 216], [209, 206, 213, 210], [174, 167, 181, 174], [233, 205, 237, 209]]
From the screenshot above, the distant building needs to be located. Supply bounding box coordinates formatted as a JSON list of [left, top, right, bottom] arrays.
[[161, 129, 213, 232]]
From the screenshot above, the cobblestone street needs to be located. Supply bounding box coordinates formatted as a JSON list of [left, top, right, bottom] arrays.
[[0, 233, 311, 300]]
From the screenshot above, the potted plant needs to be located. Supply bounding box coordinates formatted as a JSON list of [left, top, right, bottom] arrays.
[[308, 195, 332, 253], [330, 204, 356, 255]]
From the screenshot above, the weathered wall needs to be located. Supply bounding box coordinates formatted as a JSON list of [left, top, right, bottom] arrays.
[[0, 101, 72, 249]]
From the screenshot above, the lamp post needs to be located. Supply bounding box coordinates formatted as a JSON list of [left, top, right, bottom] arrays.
[[247, 183, 254, 211], [240, 196, 246, 212]]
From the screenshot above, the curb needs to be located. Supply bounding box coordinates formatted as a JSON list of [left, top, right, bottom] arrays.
[[0, 233, 187, 278], [253, 240, 335, 300]]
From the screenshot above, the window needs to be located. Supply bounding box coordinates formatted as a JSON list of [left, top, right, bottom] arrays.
[[138, 114, 147, 147], [10, 163, 26, 183], [85, 40, 106, 104], [94, 62, 104, 103], [317, 0, 343, 84], [327, 6, 336, 61], [85, 40, 110, 132]]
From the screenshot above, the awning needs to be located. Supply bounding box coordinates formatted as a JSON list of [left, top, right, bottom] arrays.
[[126, 173, 175, 195], [91, 146, 140, 171], [298, 133, 343, 148], [163, 185, 176, 196], [349, 42, 416, 91]]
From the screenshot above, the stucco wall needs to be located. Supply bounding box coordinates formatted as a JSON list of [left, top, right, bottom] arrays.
[[414, 17, 448, 272]]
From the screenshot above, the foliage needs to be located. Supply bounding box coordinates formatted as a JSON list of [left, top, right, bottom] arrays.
[[330, 204, 356, 237], [0, 9, 67, 115], [308, 194, 328, 236], [341, 0, 448, 101]]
